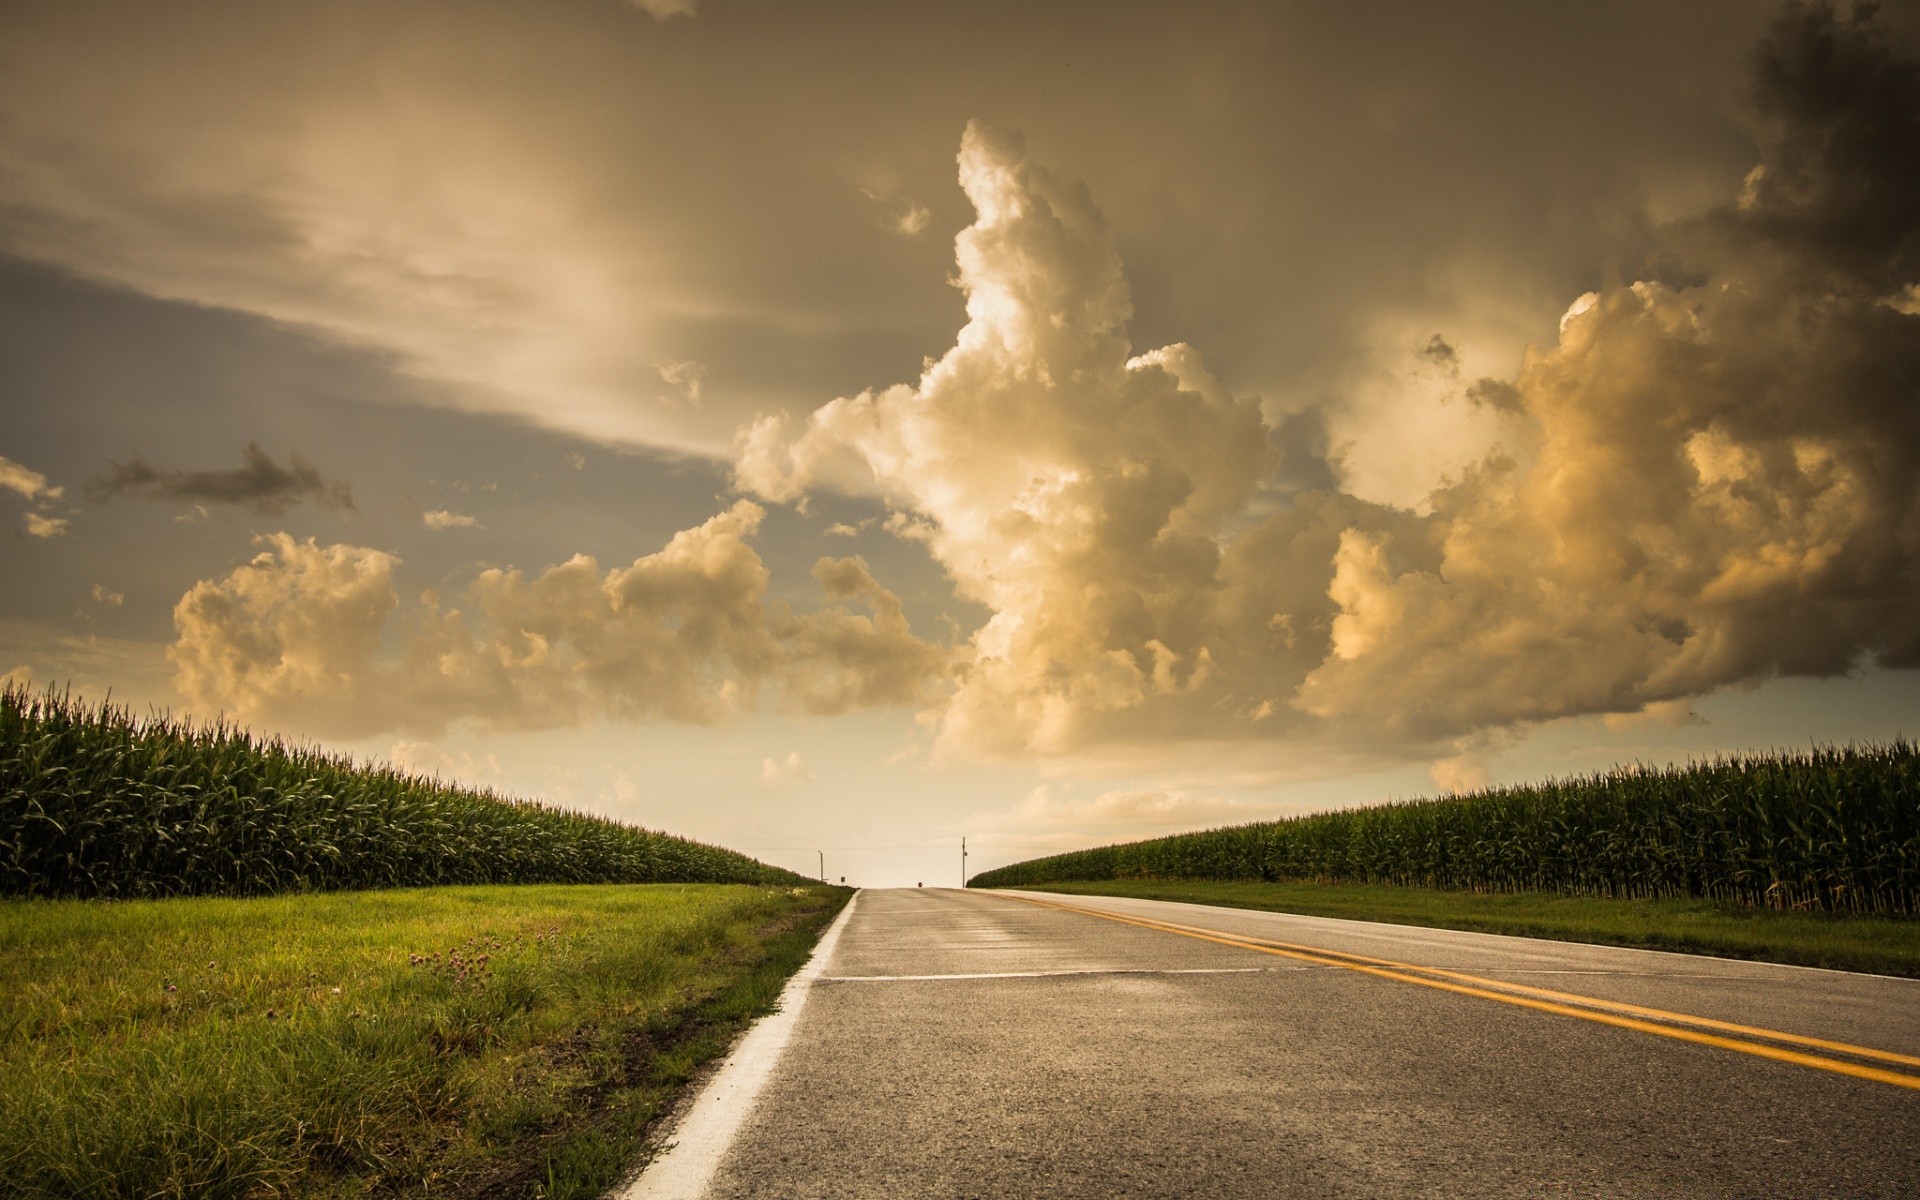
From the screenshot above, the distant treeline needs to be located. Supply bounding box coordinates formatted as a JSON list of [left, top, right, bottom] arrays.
[[1, 686, 807, 898], [968, 744, 1920, 914]]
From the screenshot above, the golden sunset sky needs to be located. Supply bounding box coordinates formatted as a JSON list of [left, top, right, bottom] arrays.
[[3, 0, 1916, 884]]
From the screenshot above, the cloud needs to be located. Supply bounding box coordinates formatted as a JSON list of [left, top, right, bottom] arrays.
[[0, 618, 174, 706], [0, 454, 61, 503], [735, 9, 1920, 780], [422, 509, 479, 530], [91, 442, 354, 515], [170, 533, 400, 732], [388, 740, 500, 781], [169, 503, 953, 737], [21, 513, 68, 539], [394, 742, 448, 775], [0, 1, 1786, 477], [3, 452, 70, 539], [887, 202, 932, 237], [629, 0, 697, 20], [1418, 333, 1459, 369], [760, 751, 812, 787], [735, 121, 1409, 766], [90, 584, 123, 607], [1297, 2, 1920, 741], [658, 360, 705, 406]]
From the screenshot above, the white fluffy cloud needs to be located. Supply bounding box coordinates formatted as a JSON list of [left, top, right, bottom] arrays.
[[0, 454, 60, 503], [739, 123, 1345, 761], [3, 452, 70, 539], [21, 513, 68, 539], [760, 751, 811, 787], [170, 505, 952, 736], [629, 0, 697, 20], [171, 534, 399, 732], [736, 7, 1920, 777]]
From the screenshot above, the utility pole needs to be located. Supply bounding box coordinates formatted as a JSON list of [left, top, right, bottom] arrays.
[[961, 836, 968, 888], [818, 850, 824, 882]]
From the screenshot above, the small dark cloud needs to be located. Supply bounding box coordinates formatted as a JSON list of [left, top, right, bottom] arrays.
[[1418, 333, 1459, 369], [1464, 377, 1523, 412], [89, 442, 354, 514]]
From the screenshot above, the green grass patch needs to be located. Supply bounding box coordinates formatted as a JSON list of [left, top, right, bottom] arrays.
[[1007, 879, 1920, 978], [0, 882, 849, 1199]]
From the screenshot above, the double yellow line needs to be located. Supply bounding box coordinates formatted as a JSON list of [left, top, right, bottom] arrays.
[[1003, 892, 1920, 1092]]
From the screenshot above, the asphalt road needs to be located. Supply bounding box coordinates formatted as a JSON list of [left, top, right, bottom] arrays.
[[654, 887, 1920, 1199]]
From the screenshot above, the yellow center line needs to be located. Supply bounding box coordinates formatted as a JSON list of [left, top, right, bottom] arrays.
[[1023, 896, 1920, 1071], [999, 892, 1920, 1092]]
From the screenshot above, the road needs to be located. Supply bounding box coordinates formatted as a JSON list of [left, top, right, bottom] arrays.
[[632, 887, 1920, 1199]]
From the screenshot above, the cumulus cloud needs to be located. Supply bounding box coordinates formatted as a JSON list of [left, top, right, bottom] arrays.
[[1297, 2, 1920, 741], [422, 509, 479, 530], [388, 740, 500, 781], [735, 7, 1920, 778], [760, 751, 812, 787], [171, 533, 399, 732], [91, 442, 354, 515], [169, 503, 952, 737], [657, 360, 705, 407], [3, 453, 70, 539], [629, 0, 697, 20], [0, 454, 61, 503], [736, 121, 1409, 764], [90, 584, 123, 607], [21, 513, 68, 539], [887, 202, 932, 237]]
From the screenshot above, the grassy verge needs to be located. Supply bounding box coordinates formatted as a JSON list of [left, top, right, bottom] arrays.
[[0, 882, 849, 1199], [1005, 880, 1920, 978]]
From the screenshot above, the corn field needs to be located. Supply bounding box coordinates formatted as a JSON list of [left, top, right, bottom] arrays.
[[0, 685, 807, 898], [968, 743, 1920, 914]]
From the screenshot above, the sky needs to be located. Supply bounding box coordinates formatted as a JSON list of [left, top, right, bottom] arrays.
[[2, 0, 1917, 886]]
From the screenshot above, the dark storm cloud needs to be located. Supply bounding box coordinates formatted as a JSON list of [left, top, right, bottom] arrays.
[[1739, 0, 1920, 287], [90, 442, 354, 514]]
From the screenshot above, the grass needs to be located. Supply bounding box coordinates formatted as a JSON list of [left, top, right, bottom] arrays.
[[2, 685, 807, 898], [0, 881, 850, 1199], [968, 742, 1920, 914], [1008, 879, 1920, 978]]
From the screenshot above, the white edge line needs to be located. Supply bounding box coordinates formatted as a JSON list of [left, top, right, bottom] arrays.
[[819, 966, 1281, 981], [619, 889, 862, 1200]]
